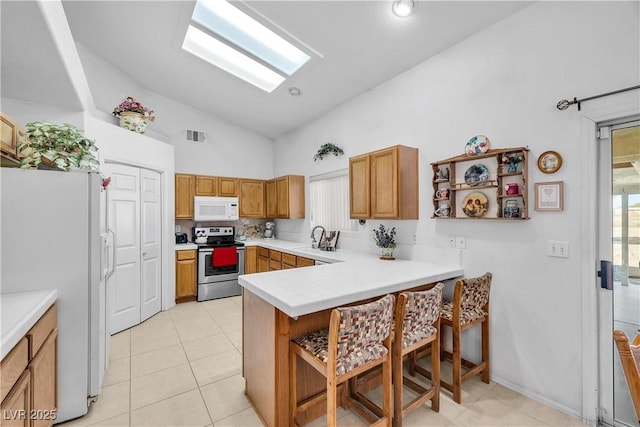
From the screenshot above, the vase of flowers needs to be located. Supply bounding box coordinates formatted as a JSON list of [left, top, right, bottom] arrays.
[[373, 224, 397, 260], [501, 152, 523, 173], [112, 96, 155, 134]]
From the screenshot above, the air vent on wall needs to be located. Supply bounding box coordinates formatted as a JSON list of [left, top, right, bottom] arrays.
[[186, 129, 206, 143]]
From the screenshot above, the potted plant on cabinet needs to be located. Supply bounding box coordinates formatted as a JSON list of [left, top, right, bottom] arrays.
[[112, 96, 155, 134], [18, 121, 99, 171]]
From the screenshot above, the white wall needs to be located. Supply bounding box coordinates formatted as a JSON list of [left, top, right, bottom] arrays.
[[75, 43, 276, 179], [273, 1, 640, 418]]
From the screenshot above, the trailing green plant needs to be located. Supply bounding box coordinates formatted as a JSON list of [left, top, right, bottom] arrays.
[[18, 121, 99, 171], [313, 142, 344, 161]]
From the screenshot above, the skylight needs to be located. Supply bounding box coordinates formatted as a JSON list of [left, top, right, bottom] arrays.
[[182, 25, 285, 93], [183, 0, 310, 92]]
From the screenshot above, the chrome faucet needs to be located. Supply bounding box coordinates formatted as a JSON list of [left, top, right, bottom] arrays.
[[310, 226, 326, 249]]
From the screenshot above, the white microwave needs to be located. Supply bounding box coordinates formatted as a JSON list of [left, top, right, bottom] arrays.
[[194, 196, 239, 221]]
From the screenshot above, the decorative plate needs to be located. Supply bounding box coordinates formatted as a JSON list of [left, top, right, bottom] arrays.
[[537, 150, 562, 174], [464, 164, 490, 186], [465, 135, 491, 156], [462, 192, 489, 218]]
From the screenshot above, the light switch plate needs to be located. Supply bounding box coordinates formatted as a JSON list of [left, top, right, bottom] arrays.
[[547, 240, 569, 258], [456, 236, 466, 249]]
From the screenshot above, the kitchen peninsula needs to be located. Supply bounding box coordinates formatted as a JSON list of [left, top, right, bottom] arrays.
[[238, 244, 463, 426]]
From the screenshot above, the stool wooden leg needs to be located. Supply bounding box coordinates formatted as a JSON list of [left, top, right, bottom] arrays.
[[482, 318, 490, 384], [327, 375, 337, 427], [431, 332, 441, 412], [393, 346, 403, 426], [452, 325, 462, 404], [383, 353, 392, 426], [290, 347, 297, 427]]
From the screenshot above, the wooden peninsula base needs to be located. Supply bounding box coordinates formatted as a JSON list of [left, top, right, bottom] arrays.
[[242, 282, 445, 426]]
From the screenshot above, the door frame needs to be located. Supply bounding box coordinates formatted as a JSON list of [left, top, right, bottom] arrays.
[[103, 158, 167, 316], [580, 99, 640, 425]]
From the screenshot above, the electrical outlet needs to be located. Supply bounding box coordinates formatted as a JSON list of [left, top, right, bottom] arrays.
[[456, 236, 466, 249], [448, 235, 456, 248], [547, 240, 569, 258], [412, 233, 417, 243], [175, 225, 181, 233]]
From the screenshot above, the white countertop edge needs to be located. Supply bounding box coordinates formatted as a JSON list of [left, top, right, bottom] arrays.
[[1, 289, 58, 359], [239, 266, 463, 318], [175, 243, 198, 251]]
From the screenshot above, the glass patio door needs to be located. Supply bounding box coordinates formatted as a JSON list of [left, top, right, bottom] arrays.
[[600, 121, 640, 426]]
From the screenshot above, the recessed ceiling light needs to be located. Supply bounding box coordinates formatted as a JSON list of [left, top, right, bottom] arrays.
[[288, 87, 302, 97], [191, 0, 310, 75], [182, 25, 285, 93], [392, 0, 414, 18]]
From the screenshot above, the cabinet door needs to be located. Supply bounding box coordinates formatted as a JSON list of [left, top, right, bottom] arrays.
[[175, 174, 195, 219], [349, 154, 371, 218], [218, 177, 238, 197], [239, 179, 265, 218], [0, 113, 18, 159], [30, 330, 57, 427], [0, 370, 30, 427], [370, 147, 398, 218], [244, 247, 257, 274], [276, 177, 289, 218], [195, 176, 217, 196], [258, 256, 269, 273], [265, 179, 277, 218], [296, 256, 315, 268], [176, 250, 197, 302]]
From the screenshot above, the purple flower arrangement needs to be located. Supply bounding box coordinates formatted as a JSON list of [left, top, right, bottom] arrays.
[[112, 96, 155, 122], [373, 224, 397, 248]]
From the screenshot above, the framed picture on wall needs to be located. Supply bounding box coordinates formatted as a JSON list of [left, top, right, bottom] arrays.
[[534, 181, 564, 211]]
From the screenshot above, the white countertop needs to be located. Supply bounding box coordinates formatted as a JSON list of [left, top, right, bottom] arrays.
[[238, 240, 463, 318], [175, 243, 198, 251], [1, 289, 58, 359]]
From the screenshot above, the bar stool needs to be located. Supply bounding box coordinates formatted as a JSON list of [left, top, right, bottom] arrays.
[[393, 283, 444, 426], [439, 272, 492, 403], [290, 294, 395, 427]]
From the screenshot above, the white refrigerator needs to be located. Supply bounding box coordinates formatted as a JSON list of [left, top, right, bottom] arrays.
[[1, 168, 109, 423]]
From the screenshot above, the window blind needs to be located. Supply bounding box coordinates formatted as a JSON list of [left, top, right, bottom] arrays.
[[309, 173, 358, 231]]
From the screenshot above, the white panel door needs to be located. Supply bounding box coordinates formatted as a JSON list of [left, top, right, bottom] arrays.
[[140, 169, 162, 322], [105, 163, 141, 334]]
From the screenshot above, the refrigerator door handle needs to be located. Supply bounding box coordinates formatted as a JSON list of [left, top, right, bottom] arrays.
[[106, 228, 117, 279]]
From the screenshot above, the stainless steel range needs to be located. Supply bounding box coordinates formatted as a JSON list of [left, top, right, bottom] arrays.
[[193, 226, 245, 301]]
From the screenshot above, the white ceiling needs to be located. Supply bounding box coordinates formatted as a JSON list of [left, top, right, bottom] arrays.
[[2, 1, 533, 139]]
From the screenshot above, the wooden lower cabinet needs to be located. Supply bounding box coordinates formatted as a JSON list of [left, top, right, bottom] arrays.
[[0, 371, 30, 427], [257, 247, 269, 273], [244, 247, 257, 274], [1, 303, 57, 427], [247, 247, 318, 273], [30, 331, 57, 427], [176, 250, 197, 303]]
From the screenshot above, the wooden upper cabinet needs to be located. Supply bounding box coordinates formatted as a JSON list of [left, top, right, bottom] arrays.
[[1, 113, 23, 164], [239, 179, 265, 218], [218, 177, 238, 197], [265, 179, 277, 218], [350, 145, 418, 219], [175, 174, 195, 219], [274, 175, 305, 219], [195, 175, 217, 196], [349, 154, 371, 219]]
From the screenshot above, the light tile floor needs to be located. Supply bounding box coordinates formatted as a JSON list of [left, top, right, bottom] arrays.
[[59, 296, 589, 427]]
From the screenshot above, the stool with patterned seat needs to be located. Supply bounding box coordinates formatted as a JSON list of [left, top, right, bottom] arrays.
[[393, 283, 444, 426], [289, 294, 395, 427], [440, 272, 492, 403]]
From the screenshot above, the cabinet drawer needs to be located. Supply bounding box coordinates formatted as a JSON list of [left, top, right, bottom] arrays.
[[258, 247, 269, 258], [282, 263, 295, 270], [269, 250, 281, 261], [176, 249, 196, 261], [1, 338, 28, 402], [281, 253, 296, 267], [296, 256, 315, 268], [269, 259, 281, 270], [27, 304, 57, 359]]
